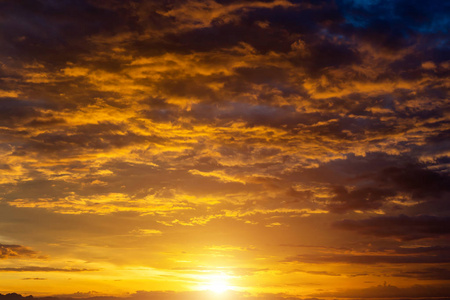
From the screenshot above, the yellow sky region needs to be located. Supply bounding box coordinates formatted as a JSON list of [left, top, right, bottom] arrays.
[[0, 208, 437, 297], [0, 251, 433, 297], [0, 259, 387, 296]]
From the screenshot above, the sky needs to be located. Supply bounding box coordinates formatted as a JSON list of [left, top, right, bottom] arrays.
[[0, 0, 449, 299]]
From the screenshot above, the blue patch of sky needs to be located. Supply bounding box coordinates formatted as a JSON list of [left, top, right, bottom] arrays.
[[336, 0, 449, 34]]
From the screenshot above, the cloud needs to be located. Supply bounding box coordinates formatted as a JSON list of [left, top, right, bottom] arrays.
[[334, 215, 450, 240], [327, 185, 395, 213], [379, 165, 450, 199], [0, 0, 125, 65], [0, 0, 449, 297], [0, 266, 99, 272], [285, 253, 450, 265], [0, 244, 39, 259], [0, 98, 48, 127], [393, 267, 450, 281], [313, 283, 450, 299], [284, 244, 450, 265], [293, 269, 341, 277]]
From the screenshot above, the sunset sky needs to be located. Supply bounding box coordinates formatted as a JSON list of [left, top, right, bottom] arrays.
[[0, 0, 449, 299]]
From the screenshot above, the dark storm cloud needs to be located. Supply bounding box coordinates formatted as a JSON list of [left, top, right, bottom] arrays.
[[189, 102, 307, 127], [328, 185, 395, 213], [164, 17, 295, 54], [0, 0, 339, 64], [0, 120, 166, 161], [295, 269, 341, 277], [184, 100, 403, 133], [0, 0, 125, 65], [284, 243, 450, 266], [27, 123, 159, 152], [391, 245, 450, 254], [334, 215, 450, 240], [285, 252, 450, 265], [0, 98, 52, 127], [0, 244, 38, 259], [1, 178, 79, 201], [379, 165, 450, 199], [154, 1, 338, 55], [283, 153, 450, 213], [393, 267, 450, 281]]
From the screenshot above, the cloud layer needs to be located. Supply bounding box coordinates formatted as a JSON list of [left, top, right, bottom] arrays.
[[0, 0, 449, 298]]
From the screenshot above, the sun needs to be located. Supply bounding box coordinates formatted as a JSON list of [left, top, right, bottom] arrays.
[[206, 274, 230, 294], [208, 279, 228, 294]]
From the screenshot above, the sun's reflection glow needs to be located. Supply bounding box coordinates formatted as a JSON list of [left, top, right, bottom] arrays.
[[201, 273, 231, 294]]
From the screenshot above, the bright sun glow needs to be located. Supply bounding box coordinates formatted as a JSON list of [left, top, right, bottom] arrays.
[[206, 274, 230, 294]]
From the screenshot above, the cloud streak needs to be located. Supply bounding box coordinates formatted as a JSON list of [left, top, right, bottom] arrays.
[[334, 215, 450, 240], [0, 244, 39, 259]]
